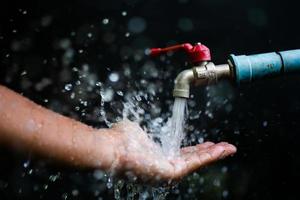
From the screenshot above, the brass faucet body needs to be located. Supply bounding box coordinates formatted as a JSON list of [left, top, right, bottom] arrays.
[[173, 61, 232, 98]]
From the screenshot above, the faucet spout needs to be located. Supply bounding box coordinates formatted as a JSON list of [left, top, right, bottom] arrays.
[[173, 69, 195, 98], [173, 62, 232, 98]]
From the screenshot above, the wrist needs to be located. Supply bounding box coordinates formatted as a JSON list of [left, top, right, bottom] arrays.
[[89, 129, 120, 171]]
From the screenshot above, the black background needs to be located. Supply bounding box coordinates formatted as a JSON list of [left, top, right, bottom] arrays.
[[1, 0, 300, 199]]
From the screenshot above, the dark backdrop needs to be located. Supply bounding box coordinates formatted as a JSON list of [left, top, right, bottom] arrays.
[[1, 0, 300, 199]]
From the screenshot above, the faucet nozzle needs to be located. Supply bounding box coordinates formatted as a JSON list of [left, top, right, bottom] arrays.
[[172, 69, 194, 98]]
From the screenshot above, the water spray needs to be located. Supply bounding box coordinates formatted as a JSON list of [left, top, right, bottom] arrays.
[[150, 43, 300, 98]]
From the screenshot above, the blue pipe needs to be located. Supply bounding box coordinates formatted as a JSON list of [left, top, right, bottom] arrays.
[[229, 49, 300, 83]]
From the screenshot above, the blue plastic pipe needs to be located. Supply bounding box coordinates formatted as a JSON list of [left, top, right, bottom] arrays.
[[229, 49, 300, 83]]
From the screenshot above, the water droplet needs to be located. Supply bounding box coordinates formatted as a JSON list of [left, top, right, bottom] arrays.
[[125, 32, 130, 37], [75, 80, 81, 85], [263, 121, 268, 127], [114, 180, 124, 199], [62, 193, 68, 200], [70, 92, 75, 99], [23, 160, 30, 168], [64, 83, 72, 91], [116, 91, 124, 96], [49, 174, 60, 182], [135, 95, 142, 101], [87, 33, 93, 38], [144, 48, 151, 56], [102, 18, 109, 25], [93, 170, 104, 180], [106, 177, 113, 189], [109, 72, 119, 82], [222, 190, 229, 198], [72, 189, 79, 196], [21, 10, 27, 15], [206, 101, 211, 107], [121, 11, 127, 16], [198, 137, 204, 143], [96, 82, 102, 87], [20, 71, 27, 76], [80, 100, 88, 107]]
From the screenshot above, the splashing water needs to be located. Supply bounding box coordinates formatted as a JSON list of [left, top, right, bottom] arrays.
[[160, 97, 187, 158], [118, 94, 188, 158], [67, 72, 189, 199], [97, 94, 188, 199]]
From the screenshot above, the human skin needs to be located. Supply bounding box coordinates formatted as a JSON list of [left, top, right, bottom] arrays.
[[0, 85, 236, 182]]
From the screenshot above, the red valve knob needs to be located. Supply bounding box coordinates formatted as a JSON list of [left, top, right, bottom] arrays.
[[149, 43, 211, 63]]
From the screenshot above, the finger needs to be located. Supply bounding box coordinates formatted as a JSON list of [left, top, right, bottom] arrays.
[[180, 142, 227, 159], [174, 144, 225, 178], [213, 142, 237, 158], [180, 142, 215, 154], [177, 143, 236, 178], [189, 142, 236, 159]]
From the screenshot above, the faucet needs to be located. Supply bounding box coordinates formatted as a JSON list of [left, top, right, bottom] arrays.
[[150, 43, 300, 98]]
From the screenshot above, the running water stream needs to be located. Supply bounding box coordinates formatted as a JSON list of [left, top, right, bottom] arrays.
[[160, 97, 188, 158]]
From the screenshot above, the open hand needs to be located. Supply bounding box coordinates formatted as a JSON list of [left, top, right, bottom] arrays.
[[109, 120, 237, 183]]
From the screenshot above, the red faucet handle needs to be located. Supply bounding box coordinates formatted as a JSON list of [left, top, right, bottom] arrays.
[[149, 48, 163, 57], [149, 43, 211, 63]]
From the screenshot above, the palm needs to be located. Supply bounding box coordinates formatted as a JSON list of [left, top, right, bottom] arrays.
[[110, 120, 236, 182]]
